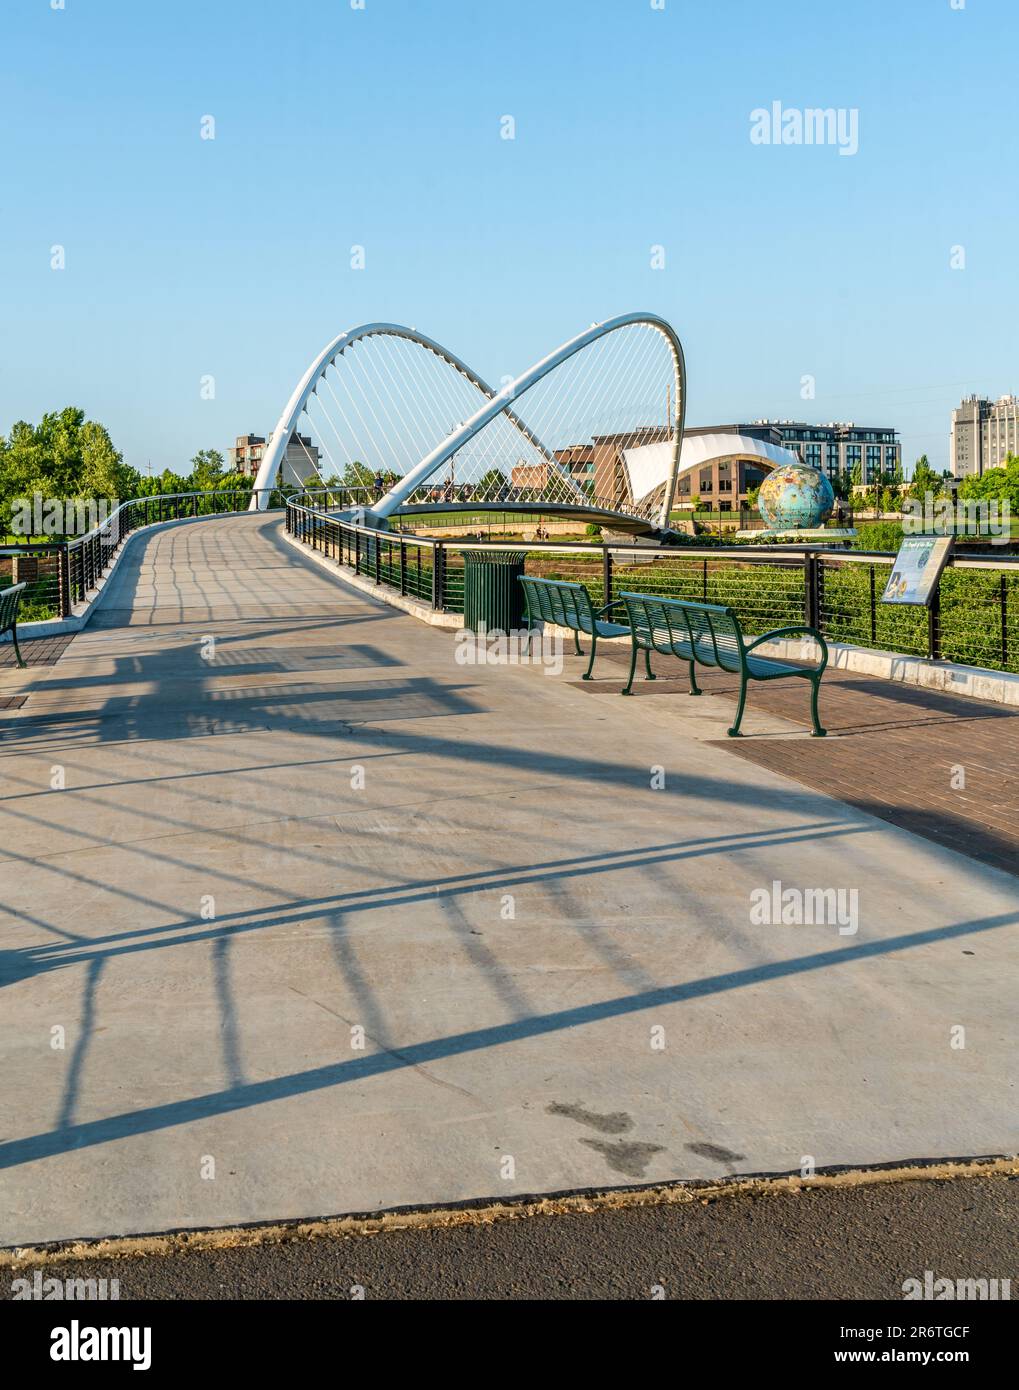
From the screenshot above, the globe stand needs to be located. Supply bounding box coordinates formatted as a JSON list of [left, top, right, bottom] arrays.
[[735, 526, 857, 543]]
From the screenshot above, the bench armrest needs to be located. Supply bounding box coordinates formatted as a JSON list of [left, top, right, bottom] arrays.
[[745, 626, 828, 669], [595, 599, 624, 616]]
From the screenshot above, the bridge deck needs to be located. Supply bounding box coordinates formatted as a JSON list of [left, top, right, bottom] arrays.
[[1, 513, 1016, 1248]]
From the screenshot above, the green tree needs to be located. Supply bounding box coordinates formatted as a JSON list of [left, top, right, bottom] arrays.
[[478, 467, 509, 495], [79, 420, 135, 499], [958, 454, 1019, 511], [155, 467, 189, 495], [0, 407, 139, 533], [188, 448, 225, 491], [342, 461, 375, 488], [908, 455, 940, 501]]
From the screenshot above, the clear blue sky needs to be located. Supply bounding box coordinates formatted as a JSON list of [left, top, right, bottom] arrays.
[[1, 0, 1015, 475]]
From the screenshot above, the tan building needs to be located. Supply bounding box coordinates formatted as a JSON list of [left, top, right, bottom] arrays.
[[589, 428, 673, 509], [950, 395, 1019, 478], [229, 432, 322, 487], [511, 446, 597, 494]]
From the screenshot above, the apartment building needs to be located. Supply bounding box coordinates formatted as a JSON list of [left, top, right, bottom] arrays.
[[950, 395, 1019, 478], [229, 432, 323, 487]]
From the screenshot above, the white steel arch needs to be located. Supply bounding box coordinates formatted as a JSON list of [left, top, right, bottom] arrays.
[[248, 323, 576, 510], [252, 312, 687, 529], [372, 312, 686, 528]]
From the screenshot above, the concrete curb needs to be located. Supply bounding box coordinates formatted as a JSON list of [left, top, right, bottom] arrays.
[[755, 635, 1019, 708], [2, 1154, 1015, 1265]]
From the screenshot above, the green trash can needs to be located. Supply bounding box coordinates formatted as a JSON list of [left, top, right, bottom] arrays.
[[462, 550, 528, 634]]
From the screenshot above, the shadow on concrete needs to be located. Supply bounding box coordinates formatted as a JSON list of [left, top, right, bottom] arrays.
[[2, 903, 1015, 1172]]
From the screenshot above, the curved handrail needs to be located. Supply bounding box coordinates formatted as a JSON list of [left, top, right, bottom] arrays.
[[47, 488, 284, 547]]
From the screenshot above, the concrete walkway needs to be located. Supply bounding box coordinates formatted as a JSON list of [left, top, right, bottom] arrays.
[[1, 514, 1016, 1248]]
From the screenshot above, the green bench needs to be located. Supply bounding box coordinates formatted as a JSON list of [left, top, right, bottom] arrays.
[[519, 576, 629, 679], [618, 591, 828, 737], [0, 582, 27, 668]]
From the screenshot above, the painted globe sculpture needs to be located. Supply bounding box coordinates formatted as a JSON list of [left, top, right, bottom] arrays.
[[758, 463, 834, 531]]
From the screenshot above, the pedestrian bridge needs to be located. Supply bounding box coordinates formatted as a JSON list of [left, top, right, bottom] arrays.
[[249, 313, 687, 537], [1, 508, 1017, 1252]]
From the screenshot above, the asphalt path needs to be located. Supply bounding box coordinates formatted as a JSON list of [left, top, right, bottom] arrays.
[[5, 1176, 1016, 1301]]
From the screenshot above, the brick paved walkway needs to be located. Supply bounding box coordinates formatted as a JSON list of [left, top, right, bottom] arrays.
[[0, 633, 76, 707], [591, 647, 1019, 878], [0, 633, 75, 668]]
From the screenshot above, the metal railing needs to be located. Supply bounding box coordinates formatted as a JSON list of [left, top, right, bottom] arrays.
[[285, 501, 1019, 676], [1, 487, 290, 621], [6, 488, 1015, 676]]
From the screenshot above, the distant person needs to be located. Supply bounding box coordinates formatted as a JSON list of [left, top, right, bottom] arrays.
[[373, 471, 385, 499]]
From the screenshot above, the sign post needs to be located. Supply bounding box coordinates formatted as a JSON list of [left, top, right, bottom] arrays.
[[880, 535, 954, 608]]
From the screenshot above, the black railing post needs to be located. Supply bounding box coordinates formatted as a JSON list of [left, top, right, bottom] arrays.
[[400, 539, 407, 595], [804, 552, 820, 629], [59, 543, 71, 618], [374, 534, 381, 585], [1001, 574, 1008, 669], [355, 528, 361, 575], [602, 545, 612, 610], [928, 578, 942, 660], [432, 541, 446, 610], [869, 565, 877, 645]]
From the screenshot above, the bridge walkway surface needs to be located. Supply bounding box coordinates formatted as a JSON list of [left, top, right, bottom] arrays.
[[0, 513, 1016, 1248]]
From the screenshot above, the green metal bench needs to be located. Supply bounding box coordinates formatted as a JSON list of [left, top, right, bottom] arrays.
[[519, 575, 629, 680], [618, 591, 828, 738], [0, 582, 27, 668]]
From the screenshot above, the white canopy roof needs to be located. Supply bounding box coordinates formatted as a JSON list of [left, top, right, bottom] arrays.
[[623, 432, 800, 505]]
